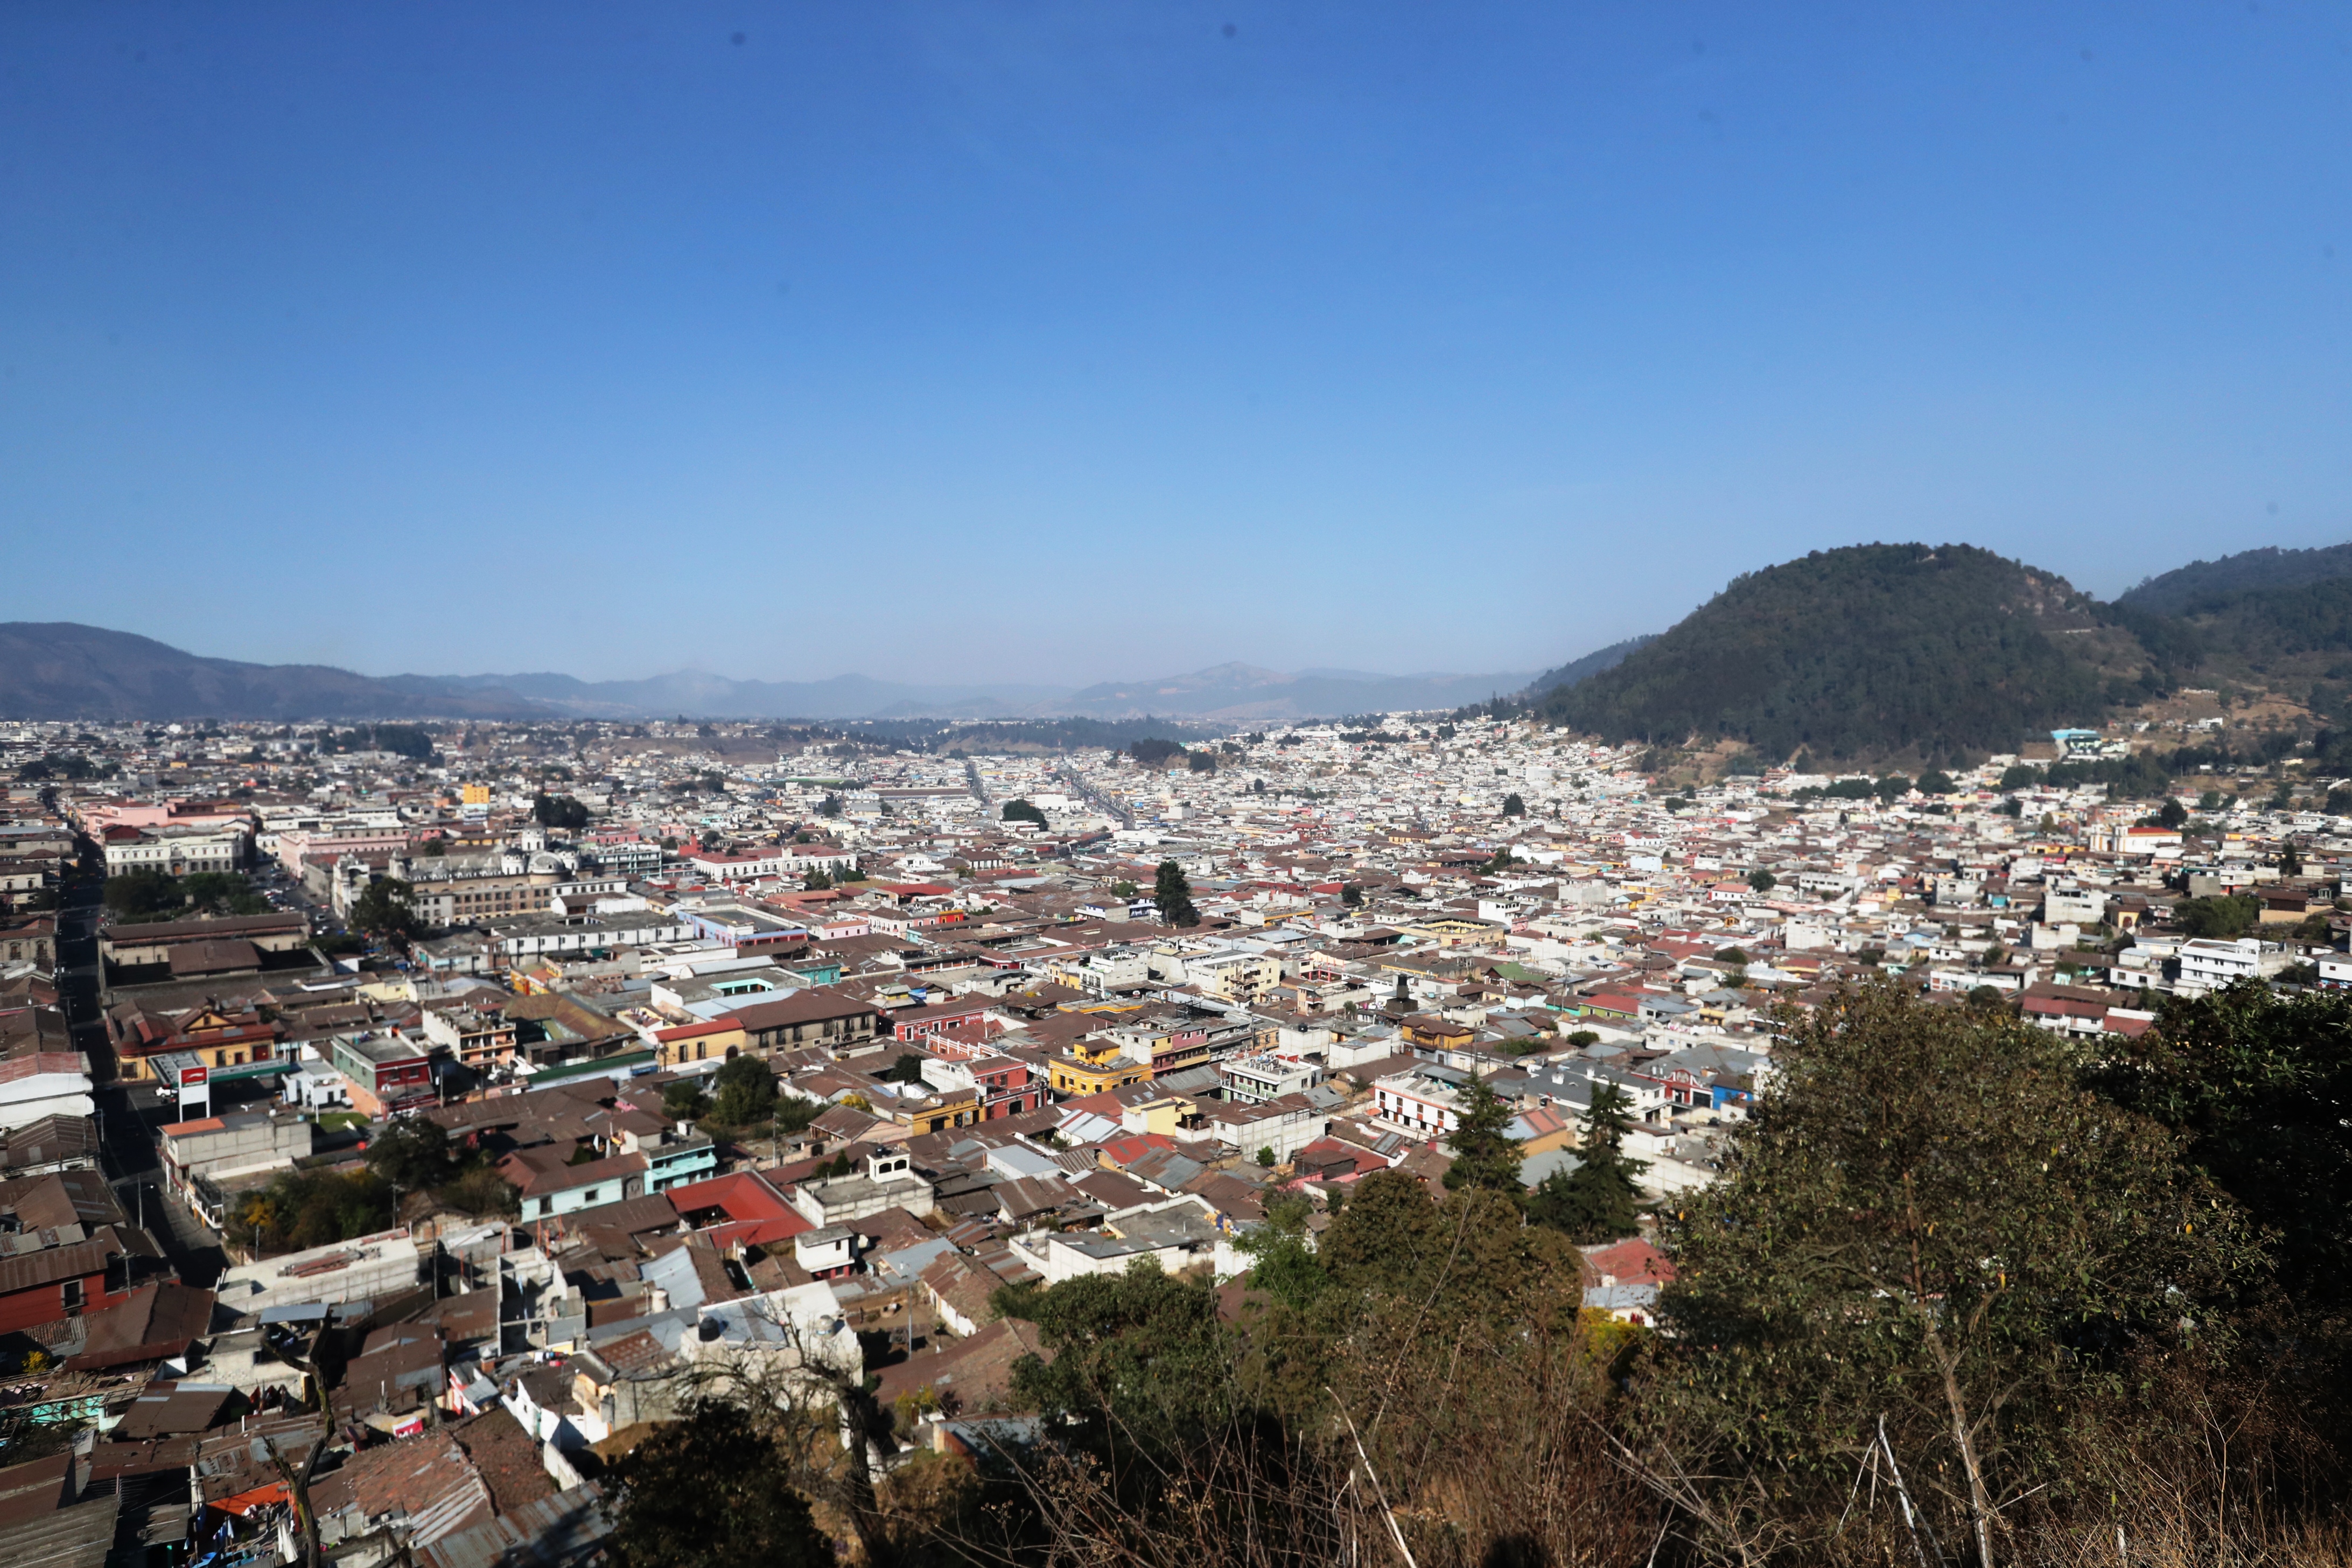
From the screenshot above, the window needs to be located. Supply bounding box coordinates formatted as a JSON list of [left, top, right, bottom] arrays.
[[61, 1278, 85, 1313]]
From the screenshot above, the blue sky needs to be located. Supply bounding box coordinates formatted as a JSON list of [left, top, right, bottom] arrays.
[[3, 3, 2347, 685]]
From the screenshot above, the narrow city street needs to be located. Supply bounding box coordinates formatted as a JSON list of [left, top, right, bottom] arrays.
[[58, 845, 230, 1289]]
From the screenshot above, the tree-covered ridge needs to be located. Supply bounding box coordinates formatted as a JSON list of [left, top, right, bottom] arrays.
[[2118, 541, 2352, 618], [1541, 543, 2118, 762], [1525, 633, 1657, 694], [2182, 573, 2352, 662]]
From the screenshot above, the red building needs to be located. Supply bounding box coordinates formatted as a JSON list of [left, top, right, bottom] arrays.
[[0, 1231, 146, 1335], [325, 1031, 436, 1116]]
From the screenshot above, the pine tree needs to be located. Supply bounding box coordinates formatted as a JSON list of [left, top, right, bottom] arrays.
[[1154, 859, 1200, 927], [1443, 1079, 1526, 1194], [1526, 1083, 1647, 1242]]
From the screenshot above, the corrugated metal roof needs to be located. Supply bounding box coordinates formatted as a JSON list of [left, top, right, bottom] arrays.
[[417, 1482, 610, 1568]]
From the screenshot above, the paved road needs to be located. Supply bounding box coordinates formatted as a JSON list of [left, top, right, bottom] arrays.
[[1053, 762, 1136, 830], [58, 852, 230, 1288], [95, 1082, 228, 1288]]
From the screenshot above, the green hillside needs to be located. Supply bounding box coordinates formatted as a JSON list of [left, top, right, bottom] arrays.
[[1526, 634, 1655, 694], [1540, 544, 2145, 762], [2119, 542, 2352, 618]]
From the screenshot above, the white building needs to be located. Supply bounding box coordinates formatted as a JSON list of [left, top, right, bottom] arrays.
[[2177, 937, 2263, 994], [1372, 1072, 1464, 1137], [104, 825, 249, 878], [1218, 1051, 1321, 1105]]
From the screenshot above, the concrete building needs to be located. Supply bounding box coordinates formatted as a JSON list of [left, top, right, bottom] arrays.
[[325, 1031, 437, 1116], [158, 1110, 313, 1216], [212, 1228, 426, 1321], [788, 1148, 935, 1226], [102, 824, 249, 878], [2178, 937, 2264, 994]]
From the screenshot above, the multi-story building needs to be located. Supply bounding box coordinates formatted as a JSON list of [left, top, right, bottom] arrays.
[[102, 824, 249, 878], [1218, 1051, 1321, 1105], [933, 1047, 1039, 1119], [2177, 937, 2264, 994], [0, 856, 55, 911], [99, 911, 310, 974], [1372, 1070, 1468, 1137], [730, 991, 882, 1056], [325, 1031, 436, 1116], [416, 1001, 519, 1071], [1181, 950, 1284, 1005], [0, 915, 55, 970], [275, 824, 410, 877]]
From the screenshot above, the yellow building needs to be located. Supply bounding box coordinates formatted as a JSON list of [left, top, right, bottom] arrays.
[[1047, 1049, 1154, 1097]]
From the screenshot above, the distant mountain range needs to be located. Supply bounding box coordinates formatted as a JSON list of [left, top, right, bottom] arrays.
[[0, 624, 546, 722], [0, 624, 1536, 723], [23, 535, 2352, 747]]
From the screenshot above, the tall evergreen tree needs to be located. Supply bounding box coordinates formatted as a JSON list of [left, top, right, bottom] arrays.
[[1154, 859, 1200, 927], [1652, 981, 2262, 1568], [1443, 1079, 1526, 1194], [1525, 1082, 1647, 1242]]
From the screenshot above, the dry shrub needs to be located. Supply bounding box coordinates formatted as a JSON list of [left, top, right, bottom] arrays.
[[948, 1304, 1657, 1568]]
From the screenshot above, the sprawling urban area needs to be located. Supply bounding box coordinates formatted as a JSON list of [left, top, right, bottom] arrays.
[[0, 699, 2330, 1561]]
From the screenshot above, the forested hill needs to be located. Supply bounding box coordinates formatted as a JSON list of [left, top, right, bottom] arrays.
[[2119, 542, 2352, 617], [1526, 635, 1656, 694], [1538, 544, 2147, 763]]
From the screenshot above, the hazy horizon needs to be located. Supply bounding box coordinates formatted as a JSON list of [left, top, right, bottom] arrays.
[[6, 3, 2347, 683]]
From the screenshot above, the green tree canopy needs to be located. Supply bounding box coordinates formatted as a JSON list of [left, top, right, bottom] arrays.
[[532, 793, 591, 830], [994, 1258, 1237, 1462], [2092, 981, 2352, 1298], [347, 877, 417, 943], [710, 1053, 778, 1125], [362, 1115, 457, 1192], [2175, 893, 2260, 939], [1130, 737, 1187, 766], [1651, 982, 2262, 1563], [104, 869, 185, 921], [1001, 797, 1047, 826], [607, 1400, 830, 1568], [179, 871, 268, 916]]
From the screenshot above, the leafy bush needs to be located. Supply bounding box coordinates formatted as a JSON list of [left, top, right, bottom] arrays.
[[232, 1168, 394, 1252], [2175, 893, 2262, 940], [710, 1054, 778, 1125]]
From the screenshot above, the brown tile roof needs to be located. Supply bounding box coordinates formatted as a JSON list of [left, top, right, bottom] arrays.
[[447, 1407, 556, 1517]]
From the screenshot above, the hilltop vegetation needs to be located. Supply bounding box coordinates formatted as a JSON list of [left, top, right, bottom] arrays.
[[2119, 541, 2352, 617], [1527, 633, 1656, 694], [1541, 544, 2135, 763], [1534, 537, 2352, 764]]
